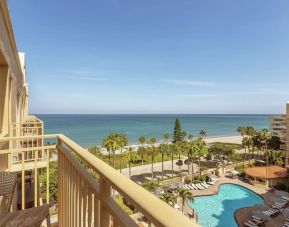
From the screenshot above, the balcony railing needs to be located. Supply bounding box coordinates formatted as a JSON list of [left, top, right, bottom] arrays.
[[9, 115, 44, 137], [0, 134, 198, 227]]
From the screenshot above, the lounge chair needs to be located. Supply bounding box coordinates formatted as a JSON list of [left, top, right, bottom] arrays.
[[190, 184, 197, 190], [187, 185, 194, 190], [283, 222, 289, 227], [203, 182, 210, 187], [248, 219, 263, 226], [201, 182, 208, 189], [195, 184, 202, 190], [273, 203, 286, 209], [244, 222, 258, 227], [262, 208, 279, 217], [197, 184, 205, 190]]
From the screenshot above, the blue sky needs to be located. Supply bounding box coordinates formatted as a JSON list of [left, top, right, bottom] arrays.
[[9, 0, 289, 114]]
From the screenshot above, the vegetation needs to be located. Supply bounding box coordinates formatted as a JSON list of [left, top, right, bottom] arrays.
[[160, 192, 176, 207], [208, 143, 235, 164], [40, 160, 58, 203], [173, 118, 183, 143], [142, 180, 159, 192], [177, 188, 194, 214], [115, 195, 135, 215], [123, 147, 137, 178]]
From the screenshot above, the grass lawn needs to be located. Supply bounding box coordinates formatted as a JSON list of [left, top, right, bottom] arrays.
[[99, 153, 185, 170]]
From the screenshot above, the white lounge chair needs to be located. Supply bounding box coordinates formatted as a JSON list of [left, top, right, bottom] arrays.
[[207, 180, 215, 185], [187, 185, 194, 190], [196, 183, 204, 190], [201, 182, 208, 189], [191, 184, 198, 190], [203, 182, 210, 187], [244, 222, 258, 227]]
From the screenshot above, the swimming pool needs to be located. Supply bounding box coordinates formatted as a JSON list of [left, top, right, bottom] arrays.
[[188, 184, 264, 227]]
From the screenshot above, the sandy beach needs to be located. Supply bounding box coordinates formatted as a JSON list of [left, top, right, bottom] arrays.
[[99, 135, 243, 155], [204, 135, 242, 144]]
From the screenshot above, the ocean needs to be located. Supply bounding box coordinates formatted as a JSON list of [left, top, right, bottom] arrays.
[[35, 114, 272, 147]]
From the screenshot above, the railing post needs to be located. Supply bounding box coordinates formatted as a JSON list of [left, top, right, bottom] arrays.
[[57, 137, 63, 227], [34, 148, 38, 207], [46, 148, 50, 204], [99, 177, 111, 227], [21, 151, 25, 210]]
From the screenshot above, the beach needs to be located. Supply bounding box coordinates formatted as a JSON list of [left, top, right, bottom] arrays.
[[204, 135, 242, 144], [99, 135, 243, 155]]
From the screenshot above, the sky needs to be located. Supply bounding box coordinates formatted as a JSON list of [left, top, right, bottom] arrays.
[[8, 0, 289, 114]]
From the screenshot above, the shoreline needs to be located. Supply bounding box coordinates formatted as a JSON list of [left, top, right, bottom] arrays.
[[94, 135, 243, 154]]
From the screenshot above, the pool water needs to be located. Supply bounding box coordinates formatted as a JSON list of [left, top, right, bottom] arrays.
[[188, 184, 264, 227]]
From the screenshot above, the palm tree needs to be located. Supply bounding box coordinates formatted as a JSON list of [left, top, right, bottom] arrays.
[[195, 138, 207, 177], [188, 134, 193, 142], [259, 129, 272, 179], [186, 141, 196, 177], [166, 144, 176, 178], [271, 150, 284, 167], [237, 126, 247, 160], [142, 180, 159, 192], [163, 133, 170, 144], [137, 146, 146, 166], [118, 134, 128, 172], [177, 188, 194, 214], [148, 137, 158, 179], [158, 144, 167, 180], [181, 131, 187, 141], [102, 136, 112, 165], [123, 147, 137, 178], [244, 126, 255, 163], [139, 136, 146, 147], [138, 136, 146, 164], [88, 145, 102, 157], [199, 130, 207, 139], [160, 192, 176, 207], [175, 142, 184, 179]]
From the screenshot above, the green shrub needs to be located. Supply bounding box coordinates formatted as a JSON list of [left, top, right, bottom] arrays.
[[184, 177, 192, 184]]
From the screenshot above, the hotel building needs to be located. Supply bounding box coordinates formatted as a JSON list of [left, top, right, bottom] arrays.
[[269, 103, 289, 165]]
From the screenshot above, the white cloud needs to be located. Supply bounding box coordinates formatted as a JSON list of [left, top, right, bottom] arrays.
[[162, 79, 216, 87]]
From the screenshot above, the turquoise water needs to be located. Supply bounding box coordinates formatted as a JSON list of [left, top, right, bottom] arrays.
[[188, 184, 264, 227], [36, 114, 271, 147]]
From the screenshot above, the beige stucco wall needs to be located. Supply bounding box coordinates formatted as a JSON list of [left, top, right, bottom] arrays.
[[0, 0, 28, 170], [0, 0, 28, 134]]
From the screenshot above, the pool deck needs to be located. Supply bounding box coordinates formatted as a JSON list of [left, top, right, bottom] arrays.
[[184, 173, 289, 227]]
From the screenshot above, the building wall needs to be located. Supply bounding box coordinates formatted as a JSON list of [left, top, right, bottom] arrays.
[[0, 0, 28, 136], [0, 0, 28, 170], [269, 114, 287, 150]]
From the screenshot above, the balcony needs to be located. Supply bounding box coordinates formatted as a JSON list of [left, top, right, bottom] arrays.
[[0, 134, 197, 226], [3, 115, 47, 172]]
